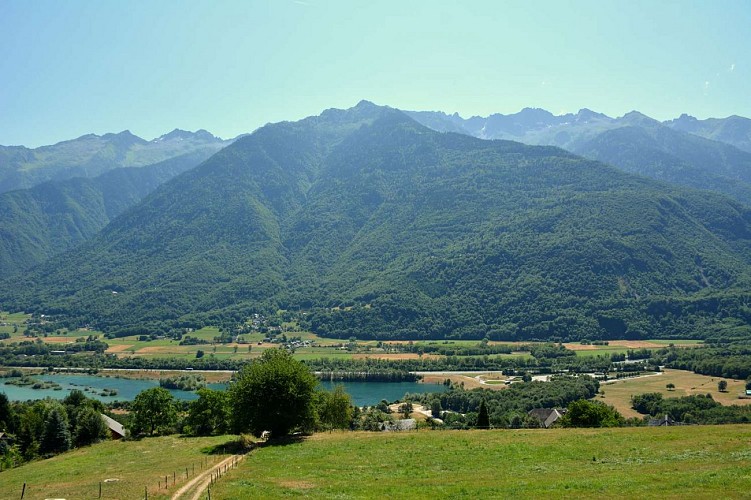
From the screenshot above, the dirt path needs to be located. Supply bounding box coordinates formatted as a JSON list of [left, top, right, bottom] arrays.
[[171, 454, 244, 500]]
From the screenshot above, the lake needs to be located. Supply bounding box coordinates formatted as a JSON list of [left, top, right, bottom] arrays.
[[0, 373, 446, 406]]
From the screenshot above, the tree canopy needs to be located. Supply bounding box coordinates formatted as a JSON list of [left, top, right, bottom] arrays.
[[230, 348, 319, 437], [130, 387, 177, 436]]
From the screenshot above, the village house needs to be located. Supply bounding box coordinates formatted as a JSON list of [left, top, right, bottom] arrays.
[[527, 408, 566, 428], [101, 414, 126, 440]]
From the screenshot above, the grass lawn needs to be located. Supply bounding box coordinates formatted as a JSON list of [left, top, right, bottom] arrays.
[[600, 368, 751, 418], [0, 435, 236, 500], [210, 426, 751, 499]]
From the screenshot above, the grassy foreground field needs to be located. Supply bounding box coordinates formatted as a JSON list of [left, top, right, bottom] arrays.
[[1, 427, 750, 499], [0, 435, 235, 500], [210, 426, 751, 499]]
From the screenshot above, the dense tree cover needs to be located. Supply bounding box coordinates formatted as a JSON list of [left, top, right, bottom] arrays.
[[631, 392, 751, 424], [0, 150, 218, 276], [662, 343, 751, 379], [3, 103, 751, 342], [0, 390, 108, 469]]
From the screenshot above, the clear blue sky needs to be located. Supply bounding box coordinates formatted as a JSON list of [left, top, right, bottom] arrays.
[[1, 0, 749, 147]]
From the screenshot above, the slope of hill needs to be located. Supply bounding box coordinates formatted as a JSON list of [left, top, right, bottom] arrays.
[[2, 103, 751, 341], [0, 149, 218, 276], [0, 129, 232, 193]]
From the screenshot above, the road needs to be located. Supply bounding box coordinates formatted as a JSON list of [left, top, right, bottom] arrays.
[[170, 454, 244, 500]]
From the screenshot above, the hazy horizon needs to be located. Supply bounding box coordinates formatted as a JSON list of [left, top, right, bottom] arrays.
[[2, 0, 749, 147]]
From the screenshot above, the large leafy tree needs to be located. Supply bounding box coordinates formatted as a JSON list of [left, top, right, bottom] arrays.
[[187, 388, 230, 436], [131, 387, 177, 436], [230, 348, 318, 437], [315, 385, 353, 431]]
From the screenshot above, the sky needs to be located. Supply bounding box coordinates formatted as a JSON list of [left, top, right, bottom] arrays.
[[1, 0, 749, 147]]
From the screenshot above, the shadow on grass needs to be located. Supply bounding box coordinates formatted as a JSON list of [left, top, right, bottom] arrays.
[[200, 434, 308, 454]]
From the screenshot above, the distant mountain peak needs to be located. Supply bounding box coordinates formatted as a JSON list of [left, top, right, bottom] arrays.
[[575, 108, 610, 122], [355, 99, 378, 109], [154, 129, 219, 142], [619, 110, 661, 127]]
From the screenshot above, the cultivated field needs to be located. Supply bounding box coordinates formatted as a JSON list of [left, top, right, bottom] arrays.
[[600, 368, 751, 418], [209, 426, 751, 499]]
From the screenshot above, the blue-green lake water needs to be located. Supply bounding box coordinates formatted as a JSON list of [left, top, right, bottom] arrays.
[[1, 373, 445, 406]]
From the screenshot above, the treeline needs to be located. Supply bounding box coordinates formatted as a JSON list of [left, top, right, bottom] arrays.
[[0, 349, 245, 371], [662, 344, 751, 380], [407, 376, 600, 429], [632, 392, 751, 424], [0, 390, 110, 470], [316, 370, 419, 382]]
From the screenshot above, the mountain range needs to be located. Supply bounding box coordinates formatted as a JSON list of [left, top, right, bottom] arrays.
[[405, 108, 751, 206], [0, 129, 232, 193], [2, 102, 751, 342]]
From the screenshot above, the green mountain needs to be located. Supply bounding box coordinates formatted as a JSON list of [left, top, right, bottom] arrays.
[[407, 109, 751, 206], [0, 129, 231, 193], [0, 149, 218, 276], [3, 102, 751, 341]]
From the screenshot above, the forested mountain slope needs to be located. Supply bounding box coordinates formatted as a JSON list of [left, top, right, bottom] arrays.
[[3, 102, 751, 342], [0, 149, 218, 275], [0, 129, 231, 193]]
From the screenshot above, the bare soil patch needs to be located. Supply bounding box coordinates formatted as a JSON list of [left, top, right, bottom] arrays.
[[421, 373, 507, 390], [105, 344, 133, 353], [277, 480, 316, 490], [42, 337, 76, 344], [353, 353, 440, 360]]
